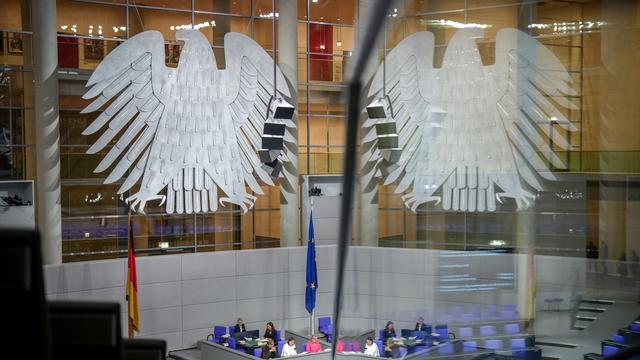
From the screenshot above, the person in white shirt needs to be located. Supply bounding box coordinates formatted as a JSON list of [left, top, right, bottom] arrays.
[[281, 337, 297, 357], [363, 337, 379, 357]]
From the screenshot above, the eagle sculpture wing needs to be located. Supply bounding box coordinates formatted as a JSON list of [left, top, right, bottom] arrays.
[[82, 30, 293, 214], [364, 29, 577, 212]]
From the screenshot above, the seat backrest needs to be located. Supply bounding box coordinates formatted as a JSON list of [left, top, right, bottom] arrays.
[[603, 345, 619, 356], [484, 339, 503, 350], [459, 327, 473, 338], [480, 325, 496, 336], [214, 325, 227, 335], [379, 329, 385, 340], [228, 337, 236, 349], [504, 323, 520, 334], [278, 340, 286, 356], [229, 326, 235, 335], [1, 229, 49, 360], [301, 343, 307, 352], [275, 329, 281, 340], [612, 334, 625, 343], [49, 301, 122, 360], [254, 348, 262, 358], [510, 338, 526, 349], [435, 324, 448, 340], [462, 341, 477, 352], [318, 317, 331, 328], [123, 338, 166, 360], [630, 323, 640, 332]]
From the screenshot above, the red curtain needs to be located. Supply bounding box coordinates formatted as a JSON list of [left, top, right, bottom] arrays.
[[309, 23, 333, 82], [57, 34, 78, 69]]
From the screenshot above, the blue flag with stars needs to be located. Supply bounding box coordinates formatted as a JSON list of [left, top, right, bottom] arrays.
[[305, 210, 318, 314]]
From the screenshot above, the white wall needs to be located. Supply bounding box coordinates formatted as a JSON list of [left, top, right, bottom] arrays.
[[44, 246, 591, 351]]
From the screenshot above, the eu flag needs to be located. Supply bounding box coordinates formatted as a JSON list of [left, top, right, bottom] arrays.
[[305, 210, 318, 314]]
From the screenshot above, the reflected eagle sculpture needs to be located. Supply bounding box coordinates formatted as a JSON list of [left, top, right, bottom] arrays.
[[81, 30, 294, 214], [364, 28, 578, 212]]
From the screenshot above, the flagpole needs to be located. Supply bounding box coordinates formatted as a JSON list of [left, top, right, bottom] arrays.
[[309, 195, 314, 336], [127, 206, 134, 339]]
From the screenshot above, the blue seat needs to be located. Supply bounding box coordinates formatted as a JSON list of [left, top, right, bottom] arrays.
[[485, 339, 503, 350], [612, 334, 625, 343], [254, 348, 262, 358], [278, 340, 287, 356], [301, 343, 307, 352], [213, 325, 227, 343], [275, 329, 281, 340], [459, 327, 473, 338], [435, 324, 448, 341], [437, 343, 453, 354], [379, 329, 385, 340], [463, 341, 477, 352], [318, 317, 332, 341], [511, 338, 526, 349], [511, 338, 527, 359], [603, 345, 619, 356], [228, 337, 237, 349], [504, 323, 520, 334], [228, 325, 235, 335], [631, 323, 640, 332], [480, 325, 496, 337]]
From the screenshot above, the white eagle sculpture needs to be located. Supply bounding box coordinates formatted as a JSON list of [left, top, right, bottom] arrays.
[[364, 28, 578, 212], [81, 30, 294, 214]]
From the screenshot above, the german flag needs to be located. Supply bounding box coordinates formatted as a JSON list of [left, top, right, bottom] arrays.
[[126, 208, 140, 336]]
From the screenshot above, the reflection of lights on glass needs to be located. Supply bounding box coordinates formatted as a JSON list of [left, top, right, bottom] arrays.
[[528, 21, 607, 34], [489, 240, 506, 247], [319, 44, 325, 50], [312, 0, 318, 3], [336, 40, 342, 47], [421, 19, 491, 29], [257, 12, 279, 19], [170, 21, 216, 31], [159, 242, 169, 249]]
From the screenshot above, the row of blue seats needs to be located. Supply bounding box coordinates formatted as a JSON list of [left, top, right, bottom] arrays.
[[585, 317, 640, 359], [437, 337, 538, 358], [458, 323, 523, 337], [414, 304, 520, 324], [602, 321, 640, 358]]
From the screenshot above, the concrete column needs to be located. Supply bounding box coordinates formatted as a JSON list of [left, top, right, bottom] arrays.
[[278, 0, 299, 247], [32, 0, 62, 264]]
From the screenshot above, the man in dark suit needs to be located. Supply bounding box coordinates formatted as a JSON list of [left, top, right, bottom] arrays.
[[414, 317, 428, 332], [234, 318, 247, 333]]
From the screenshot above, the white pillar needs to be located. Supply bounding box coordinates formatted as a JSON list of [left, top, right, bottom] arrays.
[[32, 0, 62, 264], [278, 0, 300, 247]]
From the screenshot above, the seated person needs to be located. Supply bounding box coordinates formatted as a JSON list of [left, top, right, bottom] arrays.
[[383, 339, 401, 359], [261, 338, 279, 359], [336, 339, 344, 353], [383, 321, 396, 340], [363, 337, 380, 357], [263, 322, 277, 342], [281, 337, 297, 357], [234, 318, 247, 334], [306, 334, 322, 353], [414, 317, 427, 332]]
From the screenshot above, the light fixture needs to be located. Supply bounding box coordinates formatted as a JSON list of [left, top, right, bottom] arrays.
[[158, 242, 169, 249], [336, 26, 342, 47], [319, 44, 325, 50]]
